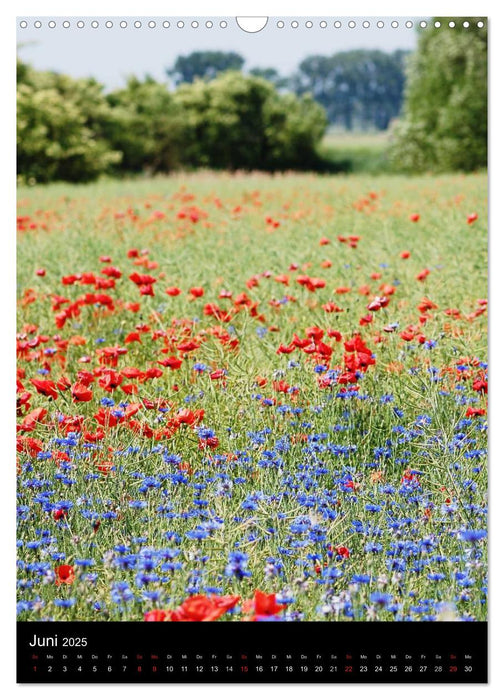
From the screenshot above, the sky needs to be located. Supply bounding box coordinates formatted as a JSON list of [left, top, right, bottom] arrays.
[[17, 16, 420, 89]]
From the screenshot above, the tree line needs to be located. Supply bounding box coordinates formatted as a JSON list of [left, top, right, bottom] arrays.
[[17, 61, 327, 183], [17, 21, 487, 183], [168, 49, 408, 131]]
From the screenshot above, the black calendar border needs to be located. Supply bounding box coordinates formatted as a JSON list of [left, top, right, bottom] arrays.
[[17, 620, 488, 684]]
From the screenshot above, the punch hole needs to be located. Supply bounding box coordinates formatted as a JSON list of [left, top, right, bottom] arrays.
[[48, 20, 56, 28], [236, 17, 268, 33]]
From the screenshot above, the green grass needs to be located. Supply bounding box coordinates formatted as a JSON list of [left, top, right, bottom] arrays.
[[17, 171, 487, 622], [317, 131, 391, 173]]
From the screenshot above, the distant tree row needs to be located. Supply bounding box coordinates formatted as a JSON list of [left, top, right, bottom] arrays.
[[16, 20, 487, 183], [167, 49, 408, 131], [17, 60, 327, 183]]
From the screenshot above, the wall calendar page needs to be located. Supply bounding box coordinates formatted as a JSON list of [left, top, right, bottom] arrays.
[[16, 13, 488, 684]]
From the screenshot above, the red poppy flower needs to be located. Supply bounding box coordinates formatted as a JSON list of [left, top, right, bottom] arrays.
[[467, 212, 478, 224], [359, 314, 373, 325], [124, 302, 141, 312], [276, 343, 296, 355], [145, 367, 163, 379], [158, 356, 182, 369], [31, 379, 58, 401], [129, 272, 157, 286], [466, 407, 486, 417], [410, 213, 420, 222], [166, 286, 181, 296], [101, 266, 122, 279], [166, 595, 240, 621], [124, 332, 142, 344], [177, 340, 200, 352], [242, 590, 287, 619], [19, 407, 47, 432], [367, 296, 389, 311], [322, 302, 344, 313], [400, 250, 411, 259], [55, 565, 75, 586], [144, 610, 168, 622], [199, 436, 219, 450], [416, 269, 430, 282], [121, 383, 138, 395], [417, 297, 437, 313], [71, 382, 93, 402]]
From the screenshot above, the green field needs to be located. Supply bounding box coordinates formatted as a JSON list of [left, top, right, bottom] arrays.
[[318, 131, 391, 173], [17, 172, 487, 622]]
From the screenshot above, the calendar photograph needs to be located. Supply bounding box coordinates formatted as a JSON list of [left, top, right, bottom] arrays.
[[16, 15, 488, 683]]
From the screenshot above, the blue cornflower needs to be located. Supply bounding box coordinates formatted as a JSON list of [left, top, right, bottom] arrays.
[[369, 591, 393, 607], [53, 598, 76, 608], [225, 551, 251, 580], [458, 529, 487, 542], [75, 559, 94, 568], [111, 581, 134, 604]]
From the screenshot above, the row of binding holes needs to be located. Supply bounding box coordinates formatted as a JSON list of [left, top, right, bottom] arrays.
[[19, 20, 229, 29], [280, 19, 484, 29], [19, 19, 485, 29]]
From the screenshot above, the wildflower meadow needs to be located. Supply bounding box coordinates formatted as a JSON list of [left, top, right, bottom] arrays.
[[16, 171, 487, 623]]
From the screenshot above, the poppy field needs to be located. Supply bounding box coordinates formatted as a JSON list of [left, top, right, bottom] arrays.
[[16, 171, 487, 623]]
